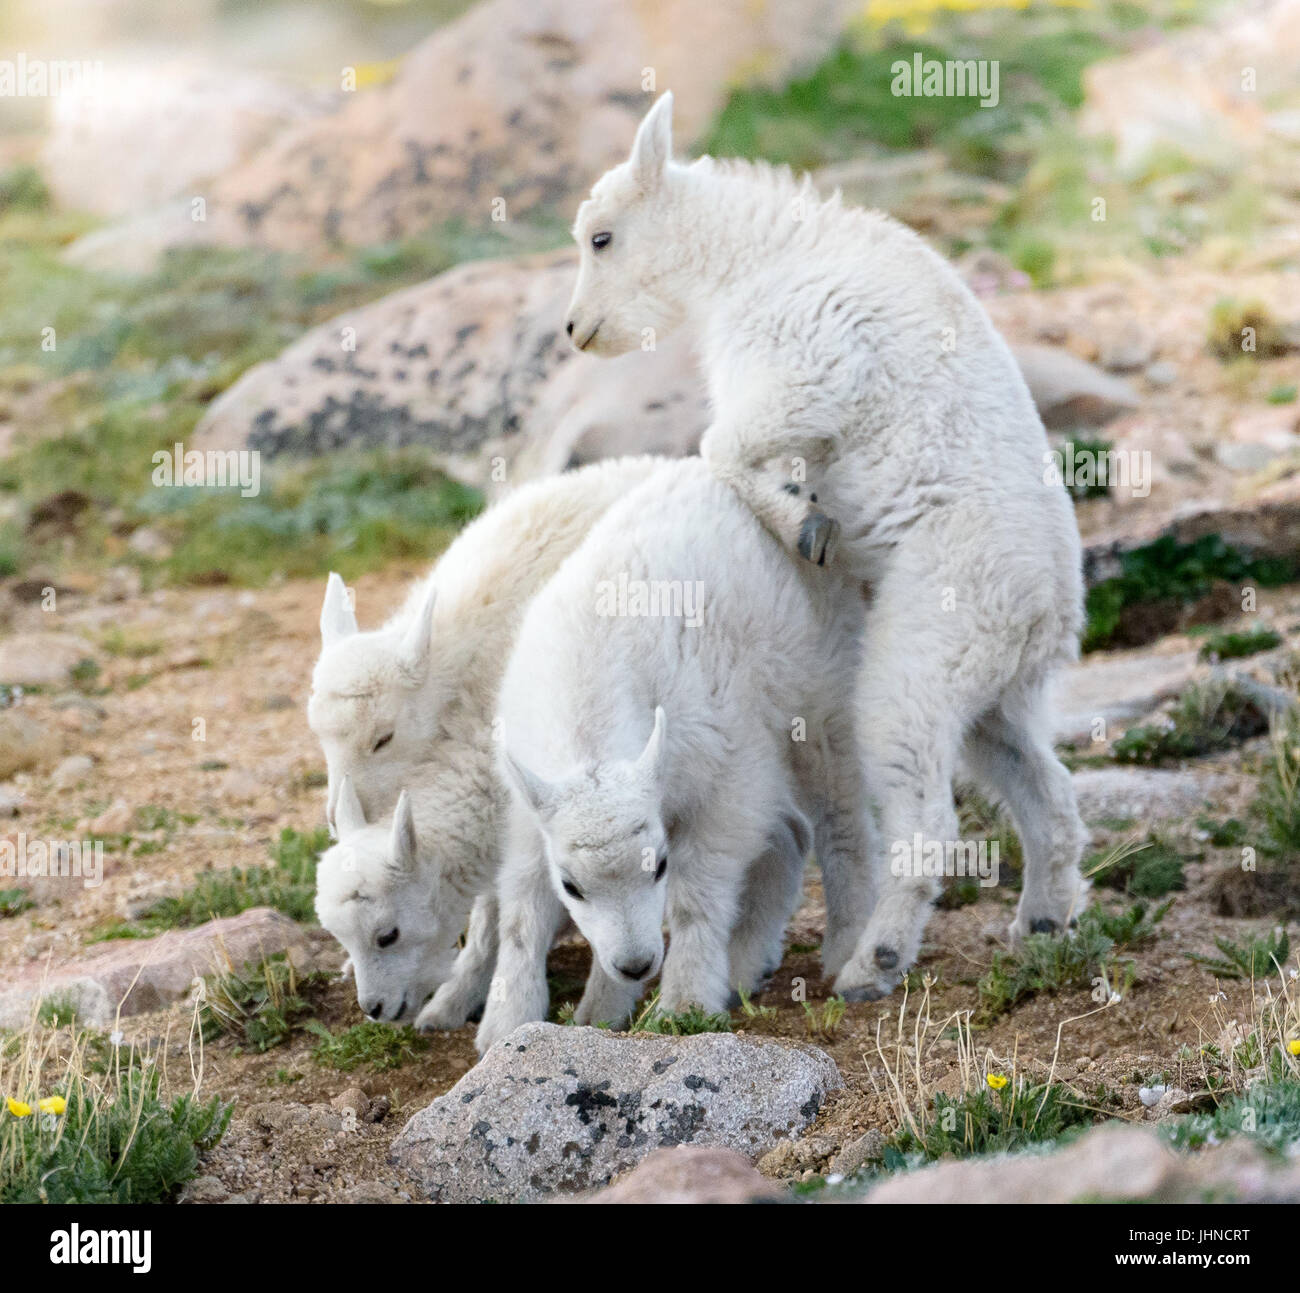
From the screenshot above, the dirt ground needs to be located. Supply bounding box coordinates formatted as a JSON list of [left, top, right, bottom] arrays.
[[2, 563, 1297, 1201]]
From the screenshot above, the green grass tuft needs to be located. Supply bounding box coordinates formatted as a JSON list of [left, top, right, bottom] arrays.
[[305, 1021, 429, 1072]]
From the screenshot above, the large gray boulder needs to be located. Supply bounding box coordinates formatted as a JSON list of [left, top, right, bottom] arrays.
[[389, 1022, 841, 1203]]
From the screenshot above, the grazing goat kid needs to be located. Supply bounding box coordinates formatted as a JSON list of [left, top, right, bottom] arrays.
[[309, 457, 662, 1024], [476, 458, 873, 1054], [564, 94, 1088, 998]]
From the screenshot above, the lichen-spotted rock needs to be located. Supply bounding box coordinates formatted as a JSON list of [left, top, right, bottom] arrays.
[[389, 1023, 841, 1203]]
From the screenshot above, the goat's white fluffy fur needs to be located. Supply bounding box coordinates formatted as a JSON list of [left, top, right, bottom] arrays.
[[312, 457, 662, 1025], [477, 457, 873, 1054], [565, 93, 1088, 997]]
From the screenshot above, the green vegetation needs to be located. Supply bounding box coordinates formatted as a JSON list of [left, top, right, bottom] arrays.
[[1110, 679, 1267, 765], [1256, 719, 1300, 856], [96, 826, 330, 939], [976, 900, 1167, 1022], [701, 12, 1114, 180], [0, 1028, 231, 1204], [0, 888, 34, 918], [803, 995, 847, 1043], [199, 955, 325, 1052], [305, 1021, 429, 1072], [1093, 838, 1186, 897], [1085, 534, 1295, 652], [887, 1078, 1099, 1165], [628, 994, 733, 1036], [1207, 298, 1293, 362], [1163, 1079, 1300, 1156], [1197, 625, 1281, 661], [1186, 928, 1290, 981]]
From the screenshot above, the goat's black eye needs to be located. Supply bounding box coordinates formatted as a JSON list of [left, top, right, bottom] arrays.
[[654, 854, 667, 882], [562, 879, 585, 902], [591, 231, 612, 251], [377, 927, 399, 949], [372, 733, 393, 753]]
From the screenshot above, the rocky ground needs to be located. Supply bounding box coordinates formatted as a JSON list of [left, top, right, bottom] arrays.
[[0, 557, 1298, 1200]]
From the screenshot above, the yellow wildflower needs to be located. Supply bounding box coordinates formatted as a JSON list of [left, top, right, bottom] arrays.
[[1287, 1039, 1300, 1056], [38, 1095, 67, 1115], [986, 1073, 1009, 1090], [6, 1097, 32, 1117]]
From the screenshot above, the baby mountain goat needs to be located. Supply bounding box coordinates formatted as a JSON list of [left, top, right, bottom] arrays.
[[311, 457, 661, 1026], [565, 94, 1089, 998], [309, 457, 660, 830], [476, 458, 874, 1054]]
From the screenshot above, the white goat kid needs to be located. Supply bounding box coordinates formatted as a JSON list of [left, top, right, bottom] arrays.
[[309, 456, 662, 830], [309, 458, 662, 1025], [314, 777, 499, 1025], [564, 94, 1088, 999], [476, 458, 873, 1054]]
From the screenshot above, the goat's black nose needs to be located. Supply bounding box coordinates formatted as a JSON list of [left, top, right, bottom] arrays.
[[365, 1001, 383, 1019], [617, 959, 652, 982], [565, 320, 575, 337]]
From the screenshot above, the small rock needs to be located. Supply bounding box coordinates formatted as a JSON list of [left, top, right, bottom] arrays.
[[1098, 324, 1154, 373], [51, 754, 94, 790], [365, 1095, 391, 1124], [126, 527, 172, 560], [182, 1174, 229, 1204], [589, 1146, 785, 1204], [832, 1128, 888, 1177], [0, 633, 93, 688], [0, 783, 23, 816], [757, 1134, 839, 1179], [0, 711, 49, 778], [330, 1087, 370, 1119], [90, 798, 132, 835], [1139, 1085, 1166, 1108], [339, 1180, 402, 1204], [1010, 343, 1139, 429], [0, 907, 314, 1026]]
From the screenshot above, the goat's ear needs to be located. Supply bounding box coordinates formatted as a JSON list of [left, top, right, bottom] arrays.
[[334, 774, 368, 837], [321, 572, 358, 646], [502, 749, 558, 821], [629, 91, 673, 188], [400, 581, 437, 679], [388, 790, 418, 875], [635, 706, 668, 787]]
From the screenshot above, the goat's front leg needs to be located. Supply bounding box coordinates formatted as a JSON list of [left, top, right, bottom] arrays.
[[656, 844, 740, 1016], [475, 825, 563, 1055], [416, 892, 498, 1033], [573, 961, 643, 1031], [700, 417, 839, 566]]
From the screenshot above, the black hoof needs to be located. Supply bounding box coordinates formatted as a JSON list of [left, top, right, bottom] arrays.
[[873, 946, 899, 970], [1030, 917, 1059, 935], [840, 985, 886, 1003], [466, 1002, 485, 1025], [797, 510, 839, 566]]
